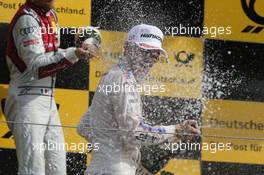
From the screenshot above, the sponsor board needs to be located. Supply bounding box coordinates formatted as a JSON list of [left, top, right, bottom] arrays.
[[0, 84, 13, 148], [54, 88, 89, 153], [156, 159, 201, 175], [89, 30, 126, 91], [0, 0, 91, 27], [90, 31, 203, 98], [202, 100, 264, 164], [204, 0, 264, 43], [0, 84, 90, 153], [143, 36, 203, 98]]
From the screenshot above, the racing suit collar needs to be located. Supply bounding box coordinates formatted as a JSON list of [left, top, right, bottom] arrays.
[[118, 58, 132, 73], [25, 1, 51, 16]]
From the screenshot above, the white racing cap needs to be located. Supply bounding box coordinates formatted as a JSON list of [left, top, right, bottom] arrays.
[[127, 24, 168, 58]]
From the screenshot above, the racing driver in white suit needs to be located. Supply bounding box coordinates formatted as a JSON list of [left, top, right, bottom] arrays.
[[4, 0, 97, 174], [77, 24, 200, 175]]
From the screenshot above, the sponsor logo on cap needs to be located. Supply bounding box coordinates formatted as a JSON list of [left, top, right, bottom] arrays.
[[140, 33, 162, 42]]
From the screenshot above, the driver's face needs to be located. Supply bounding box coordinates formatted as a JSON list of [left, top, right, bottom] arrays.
[[33, 0, 55, 10], [127, 44, 160, 81], [133, 46, 160, 70], [138, 47, 160, 67]]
